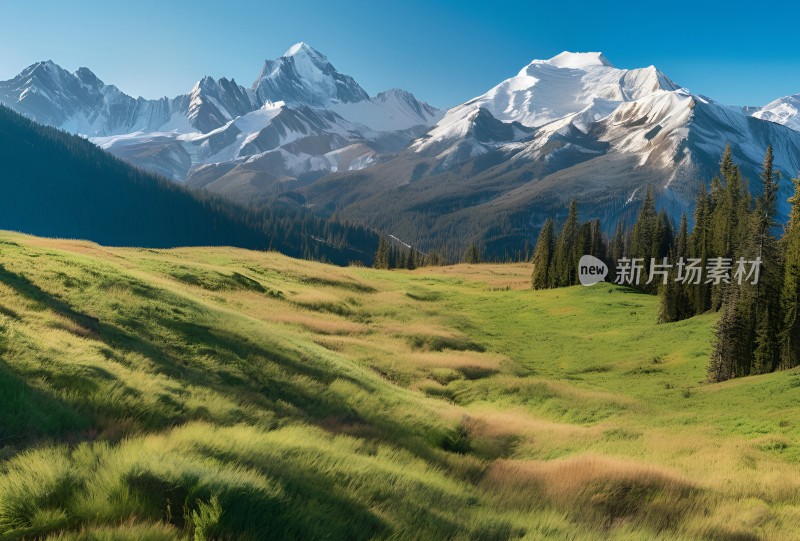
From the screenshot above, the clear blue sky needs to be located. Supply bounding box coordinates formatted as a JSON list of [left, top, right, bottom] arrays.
[[2, 0, 799, 108]]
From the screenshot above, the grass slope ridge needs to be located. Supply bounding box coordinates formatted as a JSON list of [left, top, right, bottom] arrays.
[[0, 231, 798, 540], [0, 105, 377, 264]]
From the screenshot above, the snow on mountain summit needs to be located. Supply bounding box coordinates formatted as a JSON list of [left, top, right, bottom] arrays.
[[413, 52, 681, 157], [283, 41, 323, 59], [546, 51, 614, 69]]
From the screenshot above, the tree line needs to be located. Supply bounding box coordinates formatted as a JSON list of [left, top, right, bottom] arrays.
[[372, 234, 494, 269], [530, 144, 800, 382]]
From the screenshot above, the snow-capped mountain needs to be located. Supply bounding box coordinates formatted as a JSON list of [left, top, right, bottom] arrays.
[[414, 52, 678, 153], [296, 52, 800, 257], [0, 59, 256, 137], [411, 52, 680, 162], [0, 43, 441, 189], [750, 94, 800, 132], [397, 51, 800, 205]]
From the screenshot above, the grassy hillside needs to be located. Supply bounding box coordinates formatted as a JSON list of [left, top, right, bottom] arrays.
[[0, 231, 798, 540]]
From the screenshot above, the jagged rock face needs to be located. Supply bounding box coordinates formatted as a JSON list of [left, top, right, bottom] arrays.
[[0, 61, 104, 127], [252, 42, 369, 107], [0, 61, 180, 135], [187, 77, 256, 134]]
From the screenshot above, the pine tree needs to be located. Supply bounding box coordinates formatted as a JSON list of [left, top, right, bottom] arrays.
[[676, 213, 689, 260], [425, 251, 443, 266], [720, 144, 736, 181], [374, 235, 390, 269], [659, 213, 690, 324], [463, 242, 482, 264], [753, 305, 778, 374], [609, 221, 625, 282], [673, 213, 693, 319], [658, 265, 678, 323], [630, 186, 662, 292], [709, 284, 748, 382], [531, 218, 555, 289], [690, 184, 711, 314], [750, 146, 782, 374], [630, 186, 658, 260], [551, 200, 580, 286], [654, 210, 673, 259], [588, 219, 606, 261], [756, 145, 779, 233], [781, 175, 800, 369], [721, 145, 746, 257]]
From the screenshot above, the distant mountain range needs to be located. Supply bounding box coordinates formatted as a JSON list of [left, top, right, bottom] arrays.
[[0, 43, 440, 187], [3, 44, 800, 258]]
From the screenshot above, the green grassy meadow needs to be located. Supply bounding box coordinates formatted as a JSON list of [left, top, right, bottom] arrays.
[[0, 231, 798, 540]]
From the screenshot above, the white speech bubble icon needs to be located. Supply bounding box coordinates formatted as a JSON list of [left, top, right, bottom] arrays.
[[578, 255, 608, 286]]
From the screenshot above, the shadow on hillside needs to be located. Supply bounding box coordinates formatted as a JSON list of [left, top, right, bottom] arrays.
[[0, 263, 100, 332], [0, 360, 88, 448], [0, 263, 448, 464]]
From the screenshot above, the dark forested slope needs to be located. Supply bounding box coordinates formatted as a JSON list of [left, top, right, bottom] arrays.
[[0, 105, 376, 264]]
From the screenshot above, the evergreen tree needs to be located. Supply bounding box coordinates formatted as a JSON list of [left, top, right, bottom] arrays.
[[659, 213, 692, 324], [709, 284, 749, 382], [406, 248, 417, 270], [609, 221, 625, 282], [780, 175, 800, 369], [551, 200, 580, 286], [753, 304, 778, 374], [676, 213, 689, 260], [673, 213, 694, 319], [425, 251, 443, 266], [374, 235, 390, 269], [463, 242, 482, 264], [588, 219, 606, 261], [531, 218, 555, 290], [690, 184, 711, 314], [655, 210, 673, 259], [708, 147, 747, 309], [658, 266, 679, 323], [750, 146, 782, 374], [630, 186, 658, 260], [630, 186, 663, 292], [721, 145, 746, 257]]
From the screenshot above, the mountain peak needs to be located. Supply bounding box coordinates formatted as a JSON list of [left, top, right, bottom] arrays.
[[547, 51, 614, 69], [283, 42, 326, 60], [253, 42, 369, 106], [25, 60, 65, 77]]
